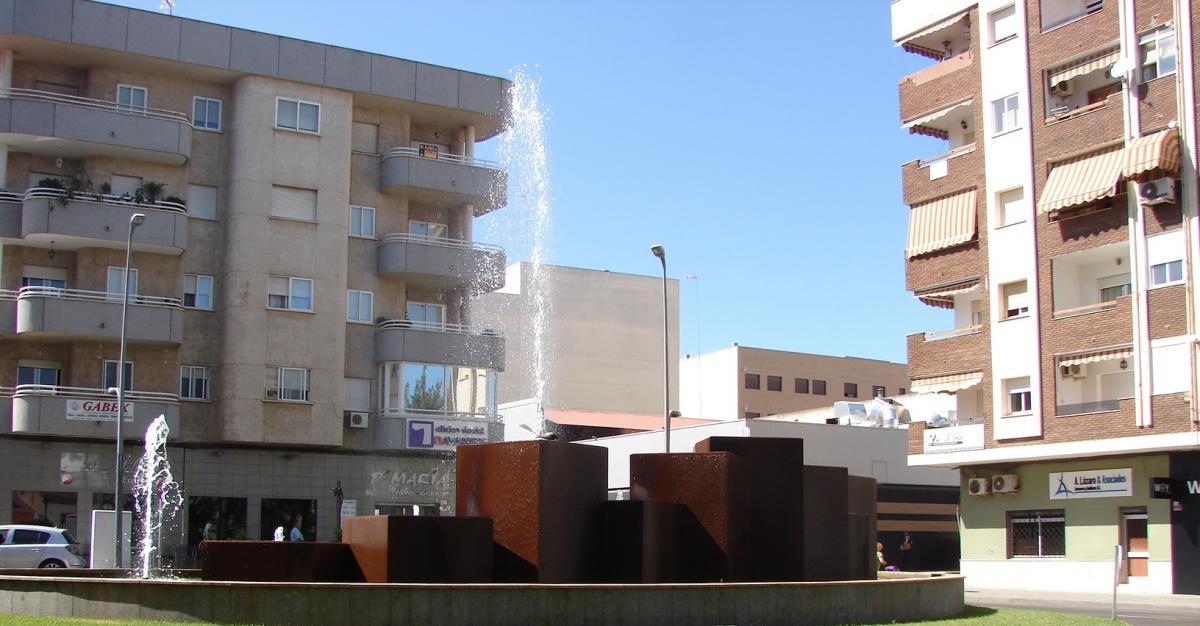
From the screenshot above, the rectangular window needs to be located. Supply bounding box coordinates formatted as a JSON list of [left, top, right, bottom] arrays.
[[180, 366, 210, 400], [1140, 27, 1177, 83], [1002, 281, 1029, 319], [402, 362, 447, 411], [351, 122, 379, 154], [106, 266, 139, 298], [812, 379, 827, 395], [347, 290, 374, 323], [998, 187, 1025, 227], [767, 375, 782, 391], [275, 97, 320, 133], [103, 360, 134, 391], [184, 274, 214, 310], [21, 265, 67, 290], [271, 185, 317, 221], [844, 382, 859, 398], [117, 84, 146, 113], [265, 366, 310, 402], [344, 378, 370, 412], [744, 373, 760, 390], [992, 93, 1020, 134], [192, 96, 221, 131], [409, 221, 449, 240], [406, 302, 445, 325], [267, 276, 314, 311], [349, 206, 376, 238], [971, 300, 984, 326], [1097, 273, 1131, 302], [1008, 510, 1065, 558], [1004, 376, 1032, 415], [187, 184, 218, 220], [111, 174, 142, 198], [16, 366, 60, 386], [1150, 260, 1184, 287], [872, 385, 886, 398], [989, 5, 1019, 44], [794, 378, 809, 394]]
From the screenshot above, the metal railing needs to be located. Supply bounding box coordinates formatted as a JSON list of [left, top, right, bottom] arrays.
[[923, 324, 984, 341], [12, 384, 179, 404], [0, 289, 17, 301], [376, 318, 503, 337], [918, 143, 977, 168], [1053, 298, 1123, 319], [25, 187, 187, 214], [17, 286, 183, 309], [0, 87, 191, 125], [378, 232, 504, 255], [1056, 399, 1120, 416], [0, 386, 12, 397], [0, 191, 22, 203], [378, 407, 497, 420], [381, 146, 503, 171]]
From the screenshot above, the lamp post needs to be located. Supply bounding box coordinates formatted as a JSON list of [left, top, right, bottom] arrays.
[[113, 212, 145, 569], [650, 244, 670, 453]]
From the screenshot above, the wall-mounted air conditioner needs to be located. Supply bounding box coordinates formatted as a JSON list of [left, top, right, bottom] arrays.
[[992, 474, 1020, 493], [1140, 177, 1176, 205], [347, 411, 369, 429], [968, 477, 992, 496], [1060, 364, 1085, 379], [1050, 80, 1073, 97]]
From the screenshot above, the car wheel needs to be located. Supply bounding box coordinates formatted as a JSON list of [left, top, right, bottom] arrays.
[[38, 560, 66, 569]]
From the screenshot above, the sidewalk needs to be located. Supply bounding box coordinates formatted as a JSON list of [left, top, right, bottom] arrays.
[[965, 584, 1200, 611]]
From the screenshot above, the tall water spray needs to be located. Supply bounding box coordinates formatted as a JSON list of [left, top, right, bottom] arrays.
[[131, 415, 183, 579]]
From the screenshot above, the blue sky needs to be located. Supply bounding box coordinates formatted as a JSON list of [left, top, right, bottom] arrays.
[[111, 0, 949, 364]]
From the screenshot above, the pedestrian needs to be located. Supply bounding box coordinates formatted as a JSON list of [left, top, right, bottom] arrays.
[[289, 514, 305, 542], [899, 533, 914, 571], [876, 541, 887, 569]]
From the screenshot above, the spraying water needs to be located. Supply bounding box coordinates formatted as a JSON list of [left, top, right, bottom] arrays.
[[131, 415, 183, 579]]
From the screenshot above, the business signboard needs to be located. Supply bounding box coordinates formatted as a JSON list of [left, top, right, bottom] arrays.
[[923, 423, 985, 454], [66, 399, 134, 422], [406, 418, 489, 451], [1049, 467, 1133, 499]]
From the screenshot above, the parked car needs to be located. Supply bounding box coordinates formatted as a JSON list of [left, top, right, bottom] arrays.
[[0, 524, 87, 568]]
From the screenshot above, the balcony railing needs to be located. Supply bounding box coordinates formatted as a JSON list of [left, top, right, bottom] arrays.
[[901, 49, 974, 88], [377, 233, 504, 254], [0, 87, 191, 125], [1056, 399, 1120, 416], [1052, 297, 1123, 320], [17, 286, 183, 309], [376, 319, 502, 336], [24, 187, 187, 213], [918, 143, 976, 169], [923, 324, 983, 341], [381, 146, 502, 171], [12, 384, 179, 404]]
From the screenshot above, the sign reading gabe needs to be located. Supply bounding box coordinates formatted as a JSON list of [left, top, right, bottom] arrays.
[[1049, 468, 1133, 499], [66, 399, 134, 422]]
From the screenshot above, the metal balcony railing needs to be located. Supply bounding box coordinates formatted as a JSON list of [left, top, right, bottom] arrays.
[[1056, 399, 1120, 416], [24, 187, 187, 214], [378, 233, 504, 254], [0, 289, 16, 300], [12, 384, 180, 404], [376, 319, 503, 336], [17, 286, 183, 309], [0, 87, 191, 125], [923, 324, 983, 341], [381, 146, 502, 171]]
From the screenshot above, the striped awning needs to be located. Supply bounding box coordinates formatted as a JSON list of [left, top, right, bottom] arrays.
[[1123, 128, 1180, 179], [903, 100, 973, 131], [906, 189, 978, 258], [1037, 148, 1125, 214], [910, 371, 983, 394], [915, 279, 980, 309], [1048, 49, 1121, 87], [1059, 347, 1133, 368], [897, 11, 970, 59]]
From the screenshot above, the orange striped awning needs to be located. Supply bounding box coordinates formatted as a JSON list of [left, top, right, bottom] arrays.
[[906, 190, 978, 258], [896, 10, 970, 59], [1038, 148, 1125, 214], [1059, 347, 1133, 368], [915, 279, 980, 309], [1048, 49, 1121, 87], [910, 371, 983, 394], [1123, 128, 1180, 180]]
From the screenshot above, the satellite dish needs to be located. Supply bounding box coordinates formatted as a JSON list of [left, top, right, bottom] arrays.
[[1109, 57, 1133, 79]]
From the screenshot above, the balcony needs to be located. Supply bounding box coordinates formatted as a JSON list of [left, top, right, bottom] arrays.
[[898, 50, 977, 124], [0, 387, 10, 434], [0, 289, 15, 336], [10, 385, 179, 439], [901, 143, 980, 205], [16, 287, 184, 345], [374, 320, 504, 371], [19, 188, 188, 255], [907, 326, 987, 380], [1055, 348, 1133, 417], [0, 88, 191, 165], [379, 147, 506, 211], [376, 233, 505, 293]]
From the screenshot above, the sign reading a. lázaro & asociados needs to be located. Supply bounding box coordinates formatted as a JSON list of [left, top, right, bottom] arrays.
[[1049, 468, 1133, 499]]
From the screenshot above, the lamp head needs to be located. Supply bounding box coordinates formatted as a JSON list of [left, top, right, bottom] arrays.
[[130, 213, 146, 227], [650, 244, 665, 259]]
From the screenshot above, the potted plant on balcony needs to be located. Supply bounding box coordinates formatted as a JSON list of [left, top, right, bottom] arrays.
[[137, 181, 166, 205]]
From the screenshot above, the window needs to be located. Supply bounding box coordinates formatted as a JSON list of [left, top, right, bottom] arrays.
[[402, 363, 447, 411], [380, 361, 495, 416], [1008, 510, 1065, 558], [351, 122, 379, 154], [117, 84, 146, 113], [813, 379, 827, 395], [21, 265, 66, 289], [267, 276, 313, 311], [989, 5, 1019, 44], [349, 206, 375, 238], [745, 373, 760, 390], [192, 96, 221, 131], [844, 382, 859, 398], [998, 187, 1025, 227], [187, 184, 218, 220], [106, 266, 138, 298], [899, 388, 907, 395], [1004, 376, 1032, 415], [1150, 260, 1184, 286], [409, 221, 449, 240], [344, 378, 370, 412], [347, 290, 374, 323], [17, 365, 60, 386], [1147, 230, 1185, 288], [276, 97, 320, 133], [11, 529, 50, 545], [971, 300, 984, 326], [1097, 273, 1131, 302], [1140, 27, 1177, 83], [103, 360, 134, 391], [184, 274, 214, 310], [992, 94, 1020, 134], [407, 302, 445, 325], [180, 366, 210, 400], [1002, 281, 1029, 319], [744, 411, 761, 419], [767, 376, 782, 391], [872, 385, 886, 398], [794, 378, 809, 394], [271, 185, 317, 221], [111, 174, 142, 198], [266, 367, 310, 401]]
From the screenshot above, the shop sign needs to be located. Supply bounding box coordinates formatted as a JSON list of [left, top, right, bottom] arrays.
[[341, 499, 357, 518], [66, 399, 134, 422], [1049, 468, 1133, 499], [923, 423, 984, 454], [406, 418, 488, 450]]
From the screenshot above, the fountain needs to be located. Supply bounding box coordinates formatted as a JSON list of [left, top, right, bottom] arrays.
[[130, 415, 183, 579]]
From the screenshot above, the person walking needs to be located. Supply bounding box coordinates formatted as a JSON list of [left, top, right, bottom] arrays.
[[899, 533, 914, 571], [289, 514, 305, 542]]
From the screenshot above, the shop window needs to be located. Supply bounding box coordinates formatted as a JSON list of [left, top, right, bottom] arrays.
[[1008, 510, 1065, 557]]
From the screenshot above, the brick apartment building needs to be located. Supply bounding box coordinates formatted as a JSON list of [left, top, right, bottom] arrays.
[[0, 0, 509, 562], [893, 0, 1200, 593]]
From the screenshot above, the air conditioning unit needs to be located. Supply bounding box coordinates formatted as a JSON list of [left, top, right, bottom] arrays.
[[1051, 80, 1073, 97], [992, 474, 1020, 493], [968, 477, 992, 496], [1140, 177, 1176, 205], [346, 411, 369, 429], [1060, 364, 1085, 379]]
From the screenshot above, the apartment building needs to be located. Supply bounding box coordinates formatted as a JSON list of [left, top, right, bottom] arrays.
[[0, 0, 509, 558], [678, 344, 909, 420], [893, 0, 1200, 594]]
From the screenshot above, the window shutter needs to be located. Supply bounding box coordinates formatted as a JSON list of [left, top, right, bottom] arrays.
[[111, 175, 143, 197], [352, 122, 379, 154], [271, 186, 317, 221], [187, 184, 218, 219]]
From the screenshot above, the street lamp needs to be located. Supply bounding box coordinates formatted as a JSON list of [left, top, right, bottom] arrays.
[[114, 212, 145, 569], [650, 244, 670, 453]]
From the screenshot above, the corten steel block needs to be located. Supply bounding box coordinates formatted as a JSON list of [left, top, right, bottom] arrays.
[[456, 440, 608, 582], [599, 500, 723, 583], [803, 466, 850, 582], [341, 515, 493, 583], [847, 476, 878, 580], [199, 541, 364, 582], [694, 436, 805, 582], [629, 452, 749, 582]]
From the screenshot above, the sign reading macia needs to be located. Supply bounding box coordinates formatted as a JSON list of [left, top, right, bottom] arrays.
[[65, 399, 134, 422], [1049, 468, 1133, 499]]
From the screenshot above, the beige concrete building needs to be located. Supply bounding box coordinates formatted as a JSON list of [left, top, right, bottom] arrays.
[[679, 345, 910, 420], [0, 0, 509, 558]]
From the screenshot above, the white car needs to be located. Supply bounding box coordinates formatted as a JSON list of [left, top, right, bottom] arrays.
[[0, 525, 87, 569]]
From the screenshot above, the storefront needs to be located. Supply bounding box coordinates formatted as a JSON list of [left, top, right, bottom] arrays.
[[1169, 451, 1200, 595]]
